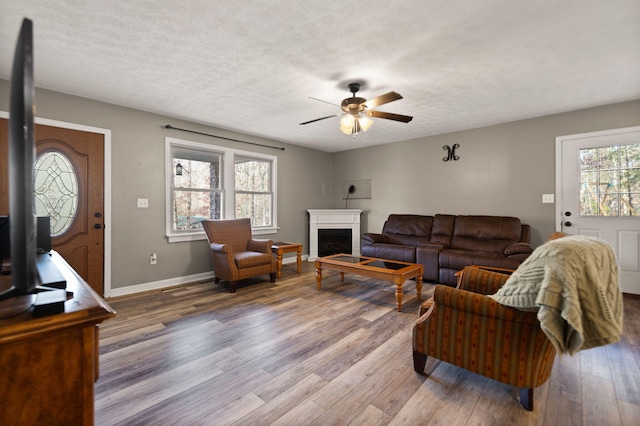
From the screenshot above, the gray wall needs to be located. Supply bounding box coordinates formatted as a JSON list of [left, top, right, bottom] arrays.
[[0, 79, 334, 290], [3, 78, 639, 290], [331, 100, 640, 247]]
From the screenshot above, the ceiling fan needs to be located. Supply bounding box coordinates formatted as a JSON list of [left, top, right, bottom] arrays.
[[299, 83, 413, 136]]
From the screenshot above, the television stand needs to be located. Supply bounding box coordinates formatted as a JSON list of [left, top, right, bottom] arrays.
[[0, 251, 115, 425]]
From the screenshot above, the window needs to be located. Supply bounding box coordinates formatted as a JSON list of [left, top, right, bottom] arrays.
[[166, 137, 277, 242], [235, 157, 272, 227], [33, 150, 79, 236], [171, 146, 222, 232], [579, 143, 640, 217]]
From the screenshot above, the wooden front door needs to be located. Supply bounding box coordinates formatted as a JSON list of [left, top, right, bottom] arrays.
[[0, 119, 105, 295]]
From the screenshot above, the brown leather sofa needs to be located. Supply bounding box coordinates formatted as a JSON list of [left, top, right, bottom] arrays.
[[361, 214, 533, 285]]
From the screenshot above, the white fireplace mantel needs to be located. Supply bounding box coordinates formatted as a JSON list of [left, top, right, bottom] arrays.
[[308, 209, 363, 260]]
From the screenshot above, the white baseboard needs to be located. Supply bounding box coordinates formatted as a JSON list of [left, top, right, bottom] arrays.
[[107, 271, 215, 298], [106, 254, 308, 298]]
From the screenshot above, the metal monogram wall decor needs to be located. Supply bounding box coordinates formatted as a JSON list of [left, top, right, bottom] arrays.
[[443, 144, 460, 162]]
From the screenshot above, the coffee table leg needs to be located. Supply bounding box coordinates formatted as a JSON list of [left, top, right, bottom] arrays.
[[340, 272, 345, 282], [316, 266, 322, 289], [296, 248, 301, 274], [395, 283, 403, 312], [416, 276, 423, 299]]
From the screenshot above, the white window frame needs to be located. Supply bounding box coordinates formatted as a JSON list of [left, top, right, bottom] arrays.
[[165, 137, 278, 243]]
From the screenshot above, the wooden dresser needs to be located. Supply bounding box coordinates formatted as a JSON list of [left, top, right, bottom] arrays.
[[0, 251, 115, 425]]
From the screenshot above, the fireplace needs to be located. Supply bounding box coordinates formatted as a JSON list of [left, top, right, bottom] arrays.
[[308, 209, 362, 260], [318, 228, 352, 257]]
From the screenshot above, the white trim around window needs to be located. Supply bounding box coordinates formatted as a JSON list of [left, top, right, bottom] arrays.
[[165, 137, 278, 243]]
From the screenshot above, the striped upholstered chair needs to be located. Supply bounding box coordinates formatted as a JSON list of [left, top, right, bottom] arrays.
[[412, 265, 556, 410], [202, 218, 276, 293]]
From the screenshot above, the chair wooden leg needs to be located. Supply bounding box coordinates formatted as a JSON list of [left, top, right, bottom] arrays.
[[519, 388, 534, 411], [413, 351, 427, 373], [229, 281, 237, 293], [270, 272, 276, 283]]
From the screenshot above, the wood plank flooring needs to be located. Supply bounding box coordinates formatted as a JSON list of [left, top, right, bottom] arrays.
[[96, 261, 640, 425]]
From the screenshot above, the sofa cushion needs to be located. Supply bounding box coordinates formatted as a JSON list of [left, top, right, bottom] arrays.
[[438, 249, 523, 271], [430, 214, 455, 246], [382, 214, 434, 247], [450, 216, 523, 254], [365, 243, 417, 263]]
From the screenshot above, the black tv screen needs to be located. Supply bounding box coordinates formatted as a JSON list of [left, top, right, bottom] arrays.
[[0, 18, 38, 299], [0, 216, 9, 265]]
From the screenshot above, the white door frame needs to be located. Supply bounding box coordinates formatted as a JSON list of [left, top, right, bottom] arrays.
[[0, 111, 113, 297]]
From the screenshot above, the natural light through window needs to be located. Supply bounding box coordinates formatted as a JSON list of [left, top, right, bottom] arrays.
[[166, 137, 277, 242], [579, 143, 640, 217], [235, 157, 272, 228]]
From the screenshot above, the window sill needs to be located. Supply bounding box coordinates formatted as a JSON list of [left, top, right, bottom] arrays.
[[167, 232, 207, 243], [167, 226, 278, 243]]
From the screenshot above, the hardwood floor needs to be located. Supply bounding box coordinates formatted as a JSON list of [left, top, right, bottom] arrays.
[[96, 261, 640, 425]]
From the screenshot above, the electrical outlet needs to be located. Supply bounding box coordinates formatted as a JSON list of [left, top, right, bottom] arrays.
[[542, 194, 555, 204], [137, 198, 149, 208], [150, 253, 157, 265]]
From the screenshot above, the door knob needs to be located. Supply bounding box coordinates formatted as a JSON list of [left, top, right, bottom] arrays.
[[564, 211, 572, 217], [564, 221, 572, 227], [94, 223, 102, 229]]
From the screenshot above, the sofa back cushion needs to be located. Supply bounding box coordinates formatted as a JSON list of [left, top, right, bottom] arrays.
[[430, 214, 455, 246], [382, 214, 433, 247], [450, 216, 523, 254]]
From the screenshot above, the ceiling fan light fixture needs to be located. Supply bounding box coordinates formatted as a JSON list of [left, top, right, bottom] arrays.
[[340, 114, 355, 129], [340, 113, 373, 136], [359, 115, 374, 132], [340, 125, 353, 135], [300, 82, 412, 136]]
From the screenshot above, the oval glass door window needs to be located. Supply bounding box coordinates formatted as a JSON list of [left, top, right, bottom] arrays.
[[33, 151, 79, 236]]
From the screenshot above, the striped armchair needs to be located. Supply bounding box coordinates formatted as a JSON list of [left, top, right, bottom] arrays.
[[412, 265, 556, 411], [202, 219, 276, 293]]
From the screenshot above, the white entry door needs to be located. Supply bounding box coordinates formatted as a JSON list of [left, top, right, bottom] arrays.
[[557, 126, 640, 295]]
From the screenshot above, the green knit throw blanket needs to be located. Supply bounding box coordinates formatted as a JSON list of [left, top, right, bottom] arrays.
[[490, 235, 623, 355]]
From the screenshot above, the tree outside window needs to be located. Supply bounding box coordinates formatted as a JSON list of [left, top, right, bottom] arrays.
[[579, 143, 640, 217], [235, 157, 272, 227], [166, 137, 277, 242], [172, 154, 222, 231]]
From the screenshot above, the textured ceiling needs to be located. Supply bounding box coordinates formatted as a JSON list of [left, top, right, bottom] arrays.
[[1, 1, 639, 153]]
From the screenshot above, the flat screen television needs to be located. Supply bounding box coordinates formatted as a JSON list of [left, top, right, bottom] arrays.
[[0, 18, 38, 300]]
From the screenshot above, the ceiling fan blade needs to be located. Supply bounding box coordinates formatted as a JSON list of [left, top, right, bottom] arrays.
[[309, 97, 340, 107], [366, 110, 413, 123], [364, 91, 403, 109], [299, 114, 339, 125]]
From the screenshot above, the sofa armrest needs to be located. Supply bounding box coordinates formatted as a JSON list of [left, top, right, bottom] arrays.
[[361, 233, 388, 244], [248, 238, 273, 253], [416, 244, 443, 282], [504, 242, 533, 256]]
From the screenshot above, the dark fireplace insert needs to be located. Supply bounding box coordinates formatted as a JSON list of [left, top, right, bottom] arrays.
[[318, 228, 352, 257]]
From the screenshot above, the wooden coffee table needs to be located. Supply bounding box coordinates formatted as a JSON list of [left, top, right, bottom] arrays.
[[314, 254, 423, 312]]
